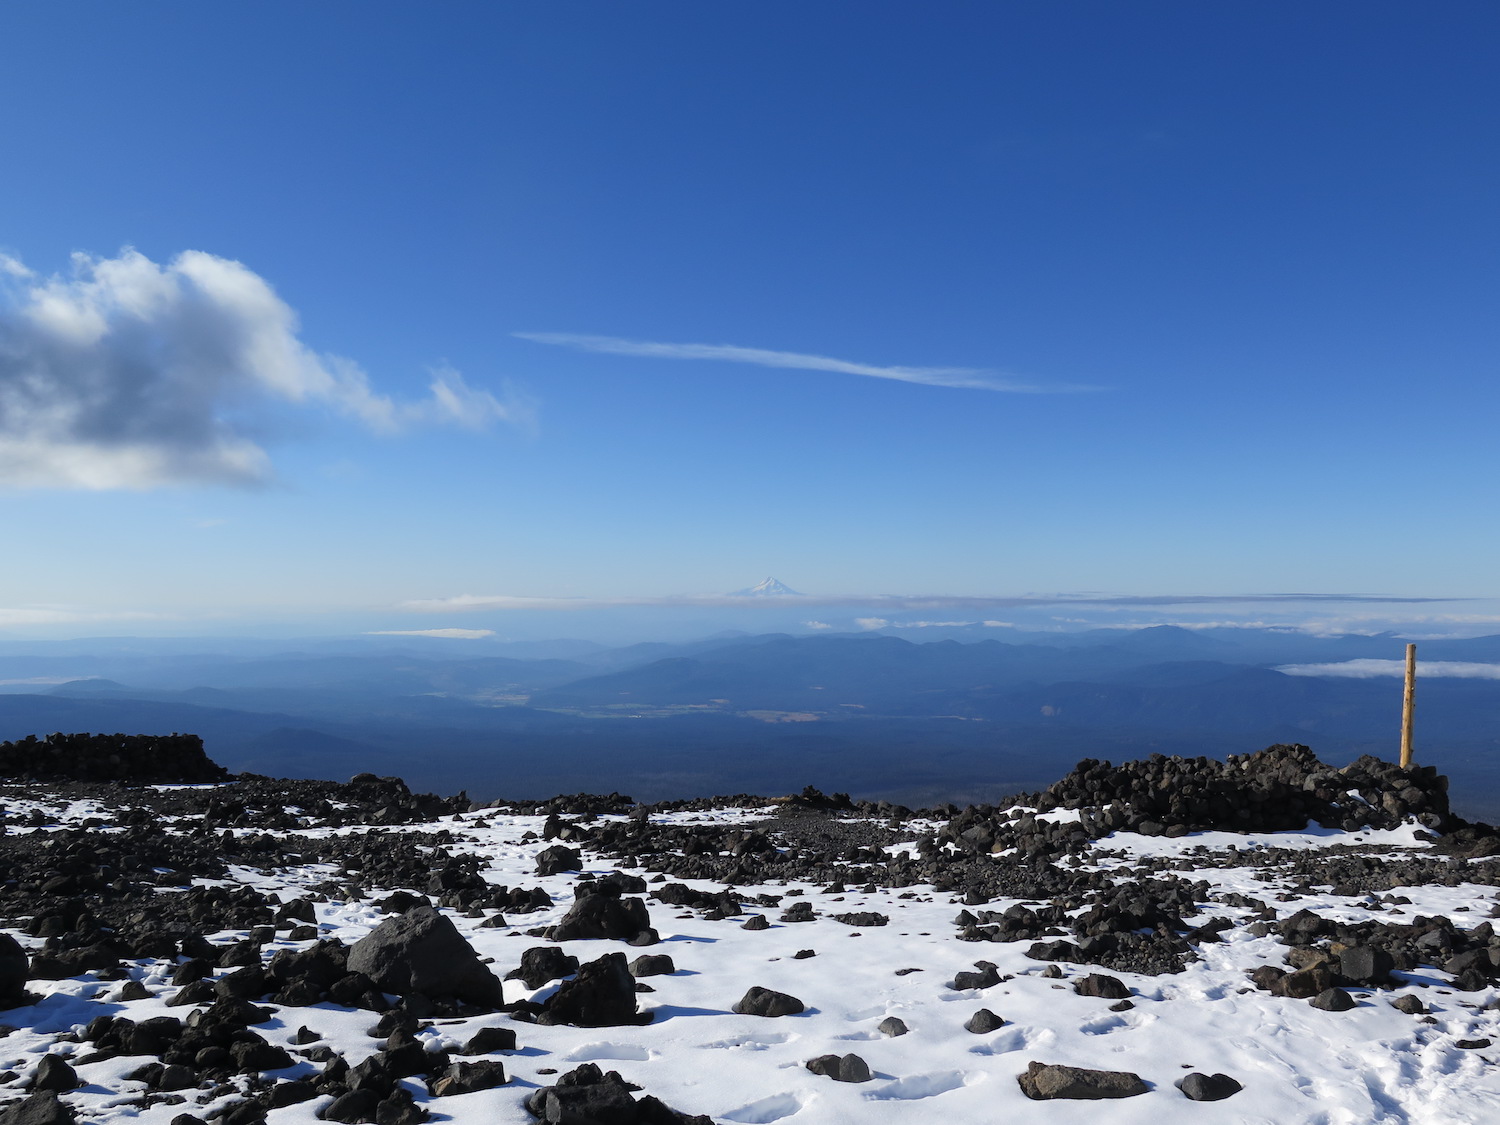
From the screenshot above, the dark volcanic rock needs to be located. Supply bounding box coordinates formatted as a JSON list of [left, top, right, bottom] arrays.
[[507, 947, 580, 991], [346, 906, 501, 1008], [0, 1092, 75, 1125], [539, 953, 641, 1027], [1311, 987, 1358, 1012], [459, 1026, 517, 1055], [964, 1009, 1004, 1034], [832, 912, 888, 927], [1073, 974, 1131, 1000], [534, 846, 582, 876], [429, 1060, 507, 1097], [1176, 1072, 1242, 1101], [1018, 1061, 1148, 1100], [1338, 946, 1393, 986], [952, 962, 1001, 991], [28, 1056, 78, 1093], [732, 987, 804, 1017], [628, 954, 675, 978], [0, 936, 29, 1007], [322, 1088, 382, 1124], [524, 1063, 711, 1125], [805, 1053, 871, 1083], [546, 891, 653, 943]]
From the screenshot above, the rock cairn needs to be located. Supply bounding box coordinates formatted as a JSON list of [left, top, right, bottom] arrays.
[[0, 732, 228, 784]]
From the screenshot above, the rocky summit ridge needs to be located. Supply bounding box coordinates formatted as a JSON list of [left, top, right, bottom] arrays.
[[0, 732, 1495, 1123]]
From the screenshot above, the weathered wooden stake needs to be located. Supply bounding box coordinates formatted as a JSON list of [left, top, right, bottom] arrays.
[[1399, 642, 1417, 768]]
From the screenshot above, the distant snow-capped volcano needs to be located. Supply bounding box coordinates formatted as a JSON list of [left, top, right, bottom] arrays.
[[730, 577, 801, 596]]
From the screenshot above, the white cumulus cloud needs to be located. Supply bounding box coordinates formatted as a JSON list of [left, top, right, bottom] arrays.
[[0, 248, 531, 489]]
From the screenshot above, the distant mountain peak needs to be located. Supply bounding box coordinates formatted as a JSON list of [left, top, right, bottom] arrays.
[[730, 577, 801, 597]]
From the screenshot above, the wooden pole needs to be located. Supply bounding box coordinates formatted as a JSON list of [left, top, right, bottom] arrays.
[[1399, 643, 1417, 768]]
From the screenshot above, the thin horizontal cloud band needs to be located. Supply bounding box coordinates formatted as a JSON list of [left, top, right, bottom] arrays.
[[401, 592, 1454, 613], [515, 332, 1099, 393], [1279, 660, 1500, 680]]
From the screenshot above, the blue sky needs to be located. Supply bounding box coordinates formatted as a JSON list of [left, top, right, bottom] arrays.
[[1, 3, 1497, 639]]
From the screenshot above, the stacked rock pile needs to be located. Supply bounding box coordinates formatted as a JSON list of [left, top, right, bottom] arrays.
[[1033, 743, 1452, 837], [0, 732, 228, 784]]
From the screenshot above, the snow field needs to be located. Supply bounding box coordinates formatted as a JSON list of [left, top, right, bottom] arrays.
[[2, 801, 1498, 1124]]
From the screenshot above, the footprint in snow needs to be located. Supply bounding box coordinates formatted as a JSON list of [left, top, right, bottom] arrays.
[[698, 1031, 798, 1051], [864, 1070, 975, 1100], [721, 1091, 808, 1123], [563, 1041, 653, 1062], [969, 1025, 1056, 1055]]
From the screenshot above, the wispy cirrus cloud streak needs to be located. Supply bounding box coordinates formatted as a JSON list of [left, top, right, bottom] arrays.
[[515, 332, 1097, 393], [0, 248, 532, 489], [401, 591, 1452, 614], [366, 629, 496, 640]]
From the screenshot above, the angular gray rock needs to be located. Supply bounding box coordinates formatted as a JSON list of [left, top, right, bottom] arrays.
[[877, 1016, 909, 1037], [346, 906, 502, 1008], [1017, 1061, 1148, 1100]]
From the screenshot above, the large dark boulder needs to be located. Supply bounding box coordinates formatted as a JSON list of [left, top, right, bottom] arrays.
[[429, 1060, 507, 1097], [538, 953, 641, 1027], [1311, 988, 1357, 1012], [1074, 974, 1131, 999], [506, 947, 579, 991], [732, 987, 804, 1017], [1018, 1062, 1148, 1100], [546, 895, 653, 943], [1176, 1072, 1242, 1101], [805, 1054, 871, 1083], [524, 1064, 710, 1125], [346, 907, 501, 1008], [28, 1057, 79, 1093], [0, 1093, 74, 1125], [0, 935, 28, 1007], [534, 846, 582, 876], [964, 1009, 1004, 1034], [458, 1027, 517, 1055]]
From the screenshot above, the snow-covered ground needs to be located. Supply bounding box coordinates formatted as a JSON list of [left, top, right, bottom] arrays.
[[3, 793, 1498, 1125]]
